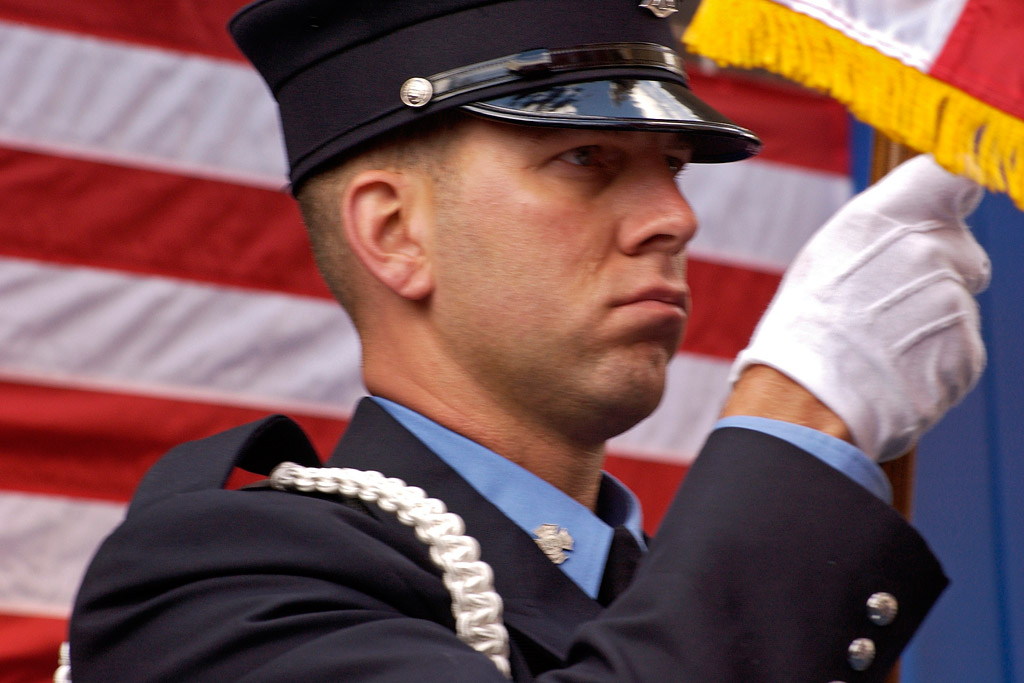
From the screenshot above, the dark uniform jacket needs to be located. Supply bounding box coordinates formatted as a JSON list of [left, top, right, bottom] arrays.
[[70, 398, 947, 682]]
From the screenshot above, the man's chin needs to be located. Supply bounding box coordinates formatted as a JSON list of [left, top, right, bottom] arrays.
[[584, 377, 668, 440]]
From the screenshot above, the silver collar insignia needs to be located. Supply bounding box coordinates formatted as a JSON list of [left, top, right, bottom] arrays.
[[533, 524, 574, 565]]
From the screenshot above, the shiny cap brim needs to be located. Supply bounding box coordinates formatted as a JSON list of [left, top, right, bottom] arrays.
[[462, 79, 761, 163]]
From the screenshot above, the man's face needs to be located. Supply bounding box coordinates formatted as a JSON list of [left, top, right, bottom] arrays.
[[428, 118, 697, 445]]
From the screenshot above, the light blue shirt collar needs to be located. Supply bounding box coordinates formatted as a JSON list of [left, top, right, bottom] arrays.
[[372, 397, 645, 599]]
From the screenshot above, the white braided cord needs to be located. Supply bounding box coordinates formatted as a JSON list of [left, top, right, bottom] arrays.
[[53, 642, 70, 683], [269, 461, 512, 677]]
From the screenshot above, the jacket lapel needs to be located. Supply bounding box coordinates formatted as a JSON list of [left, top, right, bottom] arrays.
[[326, 398, 603, 664]]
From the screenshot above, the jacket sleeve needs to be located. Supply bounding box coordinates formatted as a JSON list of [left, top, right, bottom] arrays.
[[551, 427, 947, 683], [70, 426, 945, 682]]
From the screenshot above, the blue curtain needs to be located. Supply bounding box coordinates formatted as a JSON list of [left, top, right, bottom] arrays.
[[852, 120, 1024, 683]]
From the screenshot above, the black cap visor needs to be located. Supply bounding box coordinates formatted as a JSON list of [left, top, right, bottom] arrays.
[[462, 79, 761, 163]]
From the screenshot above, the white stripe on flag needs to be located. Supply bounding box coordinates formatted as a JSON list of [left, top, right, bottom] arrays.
[[685, 159, 852, 271], [0, 18, 285, 187], [0, 492, 125, 619], [0, 256, 364, 417], [777, 0, 969, 70]]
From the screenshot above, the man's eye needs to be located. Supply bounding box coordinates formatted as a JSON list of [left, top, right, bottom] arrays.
[[559, 146, 601, 167]]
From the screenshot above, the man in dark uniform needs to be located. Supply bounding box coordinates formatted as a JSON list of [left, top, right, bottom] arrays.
[[68, 1, 990, 681]]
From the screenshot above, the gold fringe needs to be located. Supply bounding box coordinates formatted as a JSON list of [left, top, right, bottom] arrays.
[[684, 0, 1024, 210]]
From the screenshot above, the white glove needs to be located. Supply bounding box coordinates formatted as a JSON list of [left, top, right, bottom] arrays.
[[731, 155, 991, 462]]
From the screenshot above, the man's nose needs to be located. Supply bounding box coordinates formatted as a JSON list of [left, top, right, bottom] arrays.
[[616, 174, 698, 256]]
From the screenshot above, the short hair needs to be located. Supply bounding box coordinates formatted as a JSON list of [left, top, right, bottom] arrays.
[[296, 111, 467, 326]]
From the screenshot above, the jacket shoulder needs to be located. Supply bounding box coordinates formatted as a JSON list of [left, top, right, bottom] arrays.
[[71, 478, 458, 681], [126, 414, 321, 517]]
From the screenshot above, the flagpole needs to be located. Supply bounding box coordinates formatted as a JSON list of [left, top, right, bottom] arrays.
[[869, 132, 919, 521], [870, 131, 919, 683]]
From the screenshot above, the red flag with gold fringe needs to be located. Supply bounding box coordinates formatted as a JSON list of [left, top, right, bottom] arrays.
[[685, 0, 1024, 209]]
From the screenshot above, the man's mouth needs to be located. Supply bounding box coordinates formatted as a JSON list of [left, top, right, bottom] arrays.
[[615, 285, 691, 316]]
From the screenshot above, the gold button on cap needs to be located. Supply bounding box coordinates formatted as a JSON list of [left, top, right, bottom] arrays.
[[867, 592, 898, 626], [848, 637, 876, 671]]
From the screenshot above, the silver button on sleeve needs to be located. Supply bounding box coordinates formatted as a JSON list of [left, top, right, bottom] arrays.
[[847, 637, 876, 671], [867, 592, 898, 626]]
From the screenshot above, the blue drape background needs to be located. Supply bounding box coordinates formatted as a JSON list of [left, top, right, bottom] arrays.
[[852, 121, 1024, 683]]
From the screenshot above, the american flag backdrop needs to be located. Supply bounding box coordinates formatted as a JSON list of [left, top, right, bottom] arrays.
[[0, 3, 852, 680]]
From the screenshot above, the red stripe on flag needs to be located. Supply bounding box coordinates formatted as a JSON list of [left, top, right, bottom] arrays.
[[683, 258, 780, 360], [0, 613, 67, 683], [0, 0, 245, 61], [0, 146, 330, 299], [0, 381, 348, 504], [689, 70, 850, 175], [929, 0, 1024, 121]]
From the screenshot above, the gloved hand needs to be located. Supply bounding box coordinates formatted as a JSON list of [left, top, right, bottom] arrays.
[[731, 155, 990, 462]]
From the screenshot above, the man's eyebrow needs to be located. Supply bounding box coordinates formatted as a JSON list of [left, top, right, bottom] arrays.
[[515, 126, 571, 144]]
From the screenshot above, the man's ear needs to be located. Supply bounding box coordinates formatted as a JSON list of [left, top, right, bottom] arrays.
[[340, 169, 434, 300]]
